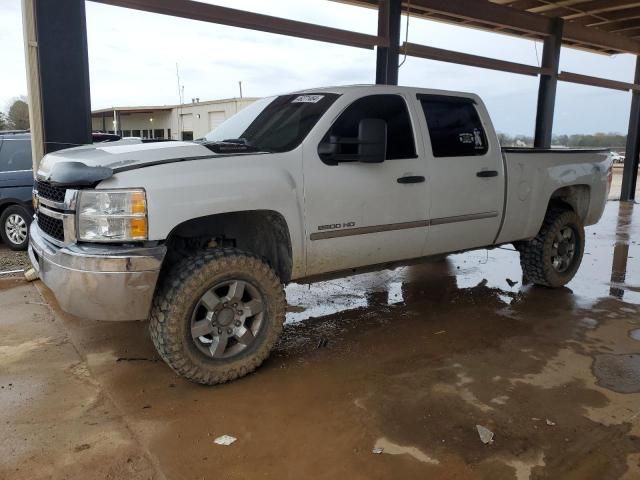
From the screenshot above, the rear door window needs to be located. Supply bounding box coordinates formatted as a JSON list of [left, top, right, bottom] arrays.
[[419, 95, 488, 157], [0, 138, 32, 172]]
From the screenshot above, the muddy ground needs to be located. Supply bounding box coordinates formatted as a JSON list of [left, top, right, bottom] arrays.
[[1, 200, 639, 480], [0, 245, 29, 274]]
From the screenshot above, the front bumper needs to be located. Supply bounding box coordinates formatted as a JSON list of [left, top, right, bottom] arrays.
[[28, 224, 166, 321]]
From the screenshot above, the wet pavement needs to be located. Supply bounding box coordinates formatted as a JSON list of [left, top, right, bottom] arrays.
[[1, 200, 640, 479]]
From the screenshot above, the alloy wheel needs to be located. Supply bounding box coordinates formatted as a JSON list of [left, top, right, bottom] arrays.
[[5, 213, 27, 246], [190, 279, 265, 359]]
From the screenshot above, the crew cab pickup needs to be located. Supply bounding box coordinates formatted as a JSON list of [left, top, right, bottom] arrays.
[[28, 85, 612, 384]]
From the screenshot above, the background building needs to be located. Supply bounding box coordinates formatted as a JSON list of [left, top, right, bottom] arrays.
[[91, 97, 258, 141]]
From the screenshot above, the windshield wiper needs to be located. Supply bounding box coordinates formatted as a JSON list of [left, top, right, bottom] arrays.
[[201, 139, 273, 154], [221, 138, 249, 145]]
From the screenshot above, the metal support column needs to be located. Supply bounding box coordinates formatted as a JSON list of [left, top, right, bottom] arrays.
[[621, 56, 640, 201], [375, 0, 401, 85], [22, 0, 92, 167], [534, 18, 563, 149]]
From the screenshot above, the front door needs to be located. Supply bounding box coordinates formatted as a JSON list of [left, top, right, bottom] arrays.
[[302, 93, 430, 277]]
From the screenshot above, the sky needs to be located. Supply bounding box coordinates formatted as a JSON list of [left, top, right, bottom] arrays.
[[0, 0, 637, 135]]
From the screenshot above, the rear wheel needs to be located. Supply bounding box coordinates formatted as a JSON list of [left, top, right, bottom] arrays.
[[0, 205, 31, 251], [149, 248, 285, 385], [518, 207, 585, 287]]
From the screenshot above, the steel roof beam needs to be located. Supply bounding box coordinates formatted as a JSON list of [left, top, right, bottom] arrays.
[[90, 0, 386, 50], [401, 42, 549, 76], [557, 70, 639, 90], [402, 0, 640, 53], [343, 0, 640, 54], [556, 0, 640, 18]]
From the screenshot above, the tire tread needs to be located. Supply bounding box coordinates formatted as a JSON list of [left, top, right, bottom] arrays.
[[149, 248, 285, 385], [519, 206, 584, 288]]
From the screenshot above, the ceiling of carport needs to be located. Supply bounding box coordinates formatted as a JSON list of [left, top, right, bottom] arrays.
[[343, 0, 640, 54]]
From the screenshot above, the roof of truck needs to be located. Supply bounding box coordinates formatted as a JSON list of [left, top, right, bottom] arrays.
[[292, 84, 481, 101]]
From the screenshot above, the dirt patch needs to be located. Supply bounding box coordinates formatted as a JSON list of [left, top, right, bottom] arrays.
[[0, 246, 29, 276], [593, 354, 640, 393]]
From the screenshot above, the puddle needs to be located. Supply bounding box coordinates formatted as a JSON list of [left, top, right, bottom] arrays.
[[0, 337, 53, 364], [579, 317, 599, 329], [630, 329, 640, 341], [593, 354, 640, 393], [373, 437, 439, 465], [498, 451, 545, 480], [281, 202, 640, 329]]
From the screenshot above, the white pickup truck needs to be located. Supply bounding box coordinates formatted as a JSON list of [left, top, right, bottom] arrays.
[[29, 85, 612, 384]]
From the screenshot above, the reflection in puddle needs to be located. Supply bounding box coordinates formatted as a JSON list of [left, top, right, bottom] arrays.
[[373, 437, 439, 465], [286, 202, 639, 324]]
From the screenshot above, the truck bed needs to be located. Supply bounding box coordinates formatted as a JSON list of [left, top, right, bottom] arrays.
[[496, 147, 611, 245]]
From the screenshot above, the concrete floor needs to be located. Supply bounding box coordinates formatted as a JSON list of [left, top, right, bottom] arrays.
[[1, 200, 640, 480]]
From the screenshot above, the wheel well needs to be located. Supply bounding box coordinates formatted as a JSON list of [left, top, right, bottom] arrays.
[[548, 185, 590, 222], [0, 201, 31, 219], [164, 210, 293, 282]]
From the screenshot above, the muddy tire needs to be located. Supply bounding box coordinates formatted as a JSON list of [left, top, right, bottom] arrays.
[[149, 248, 286, 385], [518, 207, 585, 287]]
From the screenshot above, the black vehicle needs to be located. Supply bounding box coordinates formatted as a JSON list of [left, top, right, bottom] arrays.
[[0, 131, 123, 250], [0, 131, 33, 250]]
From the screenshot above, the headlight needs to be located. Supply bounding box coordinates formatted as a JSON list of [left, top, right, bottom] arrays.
[[77, 189, 148, 242]]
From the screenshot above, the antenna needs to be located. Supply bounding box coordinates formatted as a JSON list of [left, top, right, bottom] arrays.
[[176, 63, 183, 139]]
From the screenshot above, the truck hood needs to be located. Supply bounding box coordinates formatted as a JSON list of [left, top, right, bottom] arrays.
[[37, 141, 230, 186]]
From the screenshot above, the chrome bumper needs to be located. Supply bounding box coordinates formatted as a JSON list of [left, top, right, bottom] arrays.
[[28, 224, 166, 321]]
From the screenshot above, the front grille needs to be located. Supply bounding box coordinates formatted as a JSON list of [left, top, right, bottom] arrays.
[[36, 180, 67, 203], [37, 212, 64, 242]]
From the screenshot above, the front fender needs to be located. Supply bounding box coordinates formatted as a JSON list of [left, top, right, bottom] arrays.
[[97, 151, 306, 278]]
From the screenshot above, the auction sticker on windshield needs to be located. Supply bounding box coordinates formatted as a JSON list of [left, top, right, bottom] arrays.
[[292, 95, 324, 103]]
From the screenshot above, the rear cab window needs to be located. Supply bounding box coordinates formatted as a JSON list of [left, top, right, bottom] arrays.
[[0, 136, 32, 172], [319, 94, 417, 163], [418, 95, 488, 158]]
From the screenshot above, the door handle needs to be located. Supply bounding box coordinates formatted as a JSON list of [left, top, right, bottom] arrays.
[[397, 175, 425, 184], [476, 170, 499, 178]]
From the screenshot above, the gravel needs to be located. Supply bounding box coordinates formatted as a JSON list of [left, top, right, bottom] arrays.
[[0, 245, 30, 277]]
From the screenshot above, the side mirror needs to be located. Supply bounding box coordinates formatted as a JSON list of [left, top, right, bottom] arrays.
[[318, 118, 387, 165], [357, 118, 387, 163]]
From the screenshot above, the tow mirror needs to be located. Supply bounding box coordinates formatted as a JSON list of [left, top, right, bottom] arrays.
[[318, 118, 387, 165], [357, 118, 387, 163]]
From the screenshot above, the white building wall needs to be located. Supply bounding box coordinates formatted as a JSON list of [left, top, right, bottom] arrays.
[[92, 97, 257, 141], [91, 110, 173, 138], [169, 98, 256, 140]]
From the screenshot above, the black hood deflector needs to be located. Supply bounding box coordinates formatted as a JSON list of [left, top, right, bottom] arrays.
[[41, 151, 271, 186], [45, 161, 114, 187]]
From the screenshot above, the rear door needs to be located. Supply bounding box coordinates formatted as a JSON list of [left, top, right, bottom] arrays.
[[0, 135, 34, 205], [302, 93, 430, 276], [416, 95, 504, 255]]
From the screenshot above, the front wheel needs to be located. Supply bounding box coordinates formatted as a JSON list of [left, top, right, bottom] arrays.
[[0, 205, 32, 251], [518, 207, 585, 288], [149, 248, 286, 385]]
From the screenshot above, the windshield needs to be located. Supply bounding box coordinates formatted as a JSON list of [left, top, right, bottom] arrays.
[[204, 93, 339, 153]]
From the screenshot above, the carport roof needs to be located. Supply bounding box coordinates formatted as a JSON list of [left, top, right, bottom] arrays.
[[341, 0, 640, 55], [91, 106, 173, 115]]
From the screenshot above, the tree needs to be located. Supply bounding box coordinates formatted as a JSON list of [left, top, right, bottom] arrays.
[[0, 112, 7, 131], [7, 98, 30, 130]]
